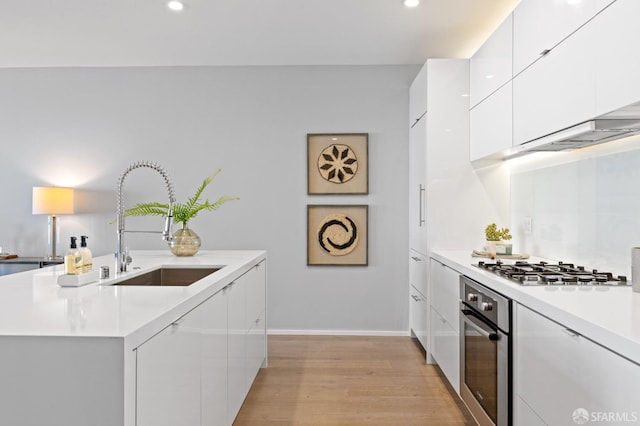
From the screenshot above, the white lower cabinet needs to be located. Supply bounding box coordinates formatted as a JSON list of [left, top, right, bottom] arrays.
[[227, 273, 248, 421], [136, 260, 267, 426], [428, 259, 460, 393], [429, 307, 459, 394], [136, 290, 227, 426], [409, 284, 428, 352], [515, 303, 640, 425]]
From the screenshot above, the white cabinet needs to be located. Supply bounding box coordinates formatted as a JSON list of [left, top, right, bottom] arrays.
[[429, 308, 459, 394], [513, 0, 614, 76], [228, 262, 267, 421], [409, 116, 427, 256], [512, 17, 597, 145], [409, 250, 427, 300], [514, 303, 640, 425], [245, 261, 267, 390], [409, 63, 428, 126], [201, 288, 229, 426], [470, 81, 513, 161], [137, 292, 224, 426], [409, 284, 428, 351], [137, 260, 267, 426], [595, 0, 640, 116], [469, 13, 512, 161], [409, 251, 428, 352], [428, 259, 460, 393], [429, 259, 459, 328], [470, 13, 512, 108]]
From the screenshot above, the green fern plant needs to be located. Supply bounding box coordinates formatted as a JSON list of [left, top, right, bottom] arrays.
[[123, 169, 239, 226]]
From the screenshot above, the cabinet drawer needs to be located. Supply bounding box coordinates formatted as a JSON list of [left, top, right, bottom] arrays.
[[429, 307, 460, 394], [409, 251, 428, 297], [515, 304, 640, 425], [409, 284, 428, 352], [429, 259, 460, 328]]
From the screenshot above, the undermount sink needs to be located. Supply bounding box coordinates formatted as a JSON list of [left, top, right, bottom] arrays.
[[112, 267, 220, 287]]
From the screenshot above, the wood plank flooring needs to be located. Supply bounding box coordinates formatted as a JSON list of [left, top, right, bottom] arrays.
[[234, 335, 476, 425]]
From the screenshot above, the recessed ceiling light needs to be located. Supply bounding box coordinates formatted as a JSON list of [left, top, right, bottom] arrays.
[[461, 94, 470, 97], [567, 0, 582, 4], [167, 1, 184, 11], [403, 0, 420, 8], [485, 75, 494, 79]]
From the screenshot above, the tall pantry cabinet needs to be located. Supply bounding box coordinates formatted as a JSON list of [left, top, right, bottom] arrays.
[[409, 59, 508, 372], [409, 59, 471, 357]]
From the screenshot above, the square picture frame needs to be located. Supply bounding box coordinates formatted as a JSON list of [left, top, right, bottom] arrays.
[[307, 204, 368, 266], [307, 133, 368, 195]]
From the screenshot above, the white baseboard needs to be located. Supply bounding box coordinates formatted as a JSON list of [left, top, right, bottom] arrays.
[[267, 329, 410, 337]]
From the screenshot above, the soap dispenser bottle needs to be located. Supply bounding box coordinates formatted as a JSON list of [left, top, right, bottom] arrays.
[[80, 235, 93, 273], [64, 237, 83, 275]]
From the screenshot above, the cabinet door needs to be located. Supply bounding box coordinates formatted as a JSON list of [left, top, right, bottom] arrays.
[[201, 290, 228, 426], [429, 259, 459, 328], [470, 13, 512, 108], [409, 117, 427, 255], [513, 19, 596, 146], [245, 261, 267, 389], [470, 81, 513, 161], [136, 310, 202, 426], [409, 63, 428, 126], [595, 0, 640, 116], [513, 0, 614, 76], [515, 304, 640, 425], [429, 307, 460, 394], [227, 275, 248, 422], [409, 284, 428, 352]]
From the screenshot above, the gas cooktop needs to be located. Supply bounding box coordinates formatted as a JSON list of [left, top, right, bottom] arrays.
[[475, 260, 629, 286]]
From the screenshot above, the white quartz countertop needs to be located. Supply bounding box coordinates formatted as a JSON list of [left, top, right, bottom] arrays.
[[0, 250, 266, 350], [431, 250, 640, 365]]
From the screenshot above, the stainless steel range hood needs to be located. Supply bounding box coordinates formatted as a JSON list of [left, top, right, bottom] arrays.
[[505, 102, 640, 160]]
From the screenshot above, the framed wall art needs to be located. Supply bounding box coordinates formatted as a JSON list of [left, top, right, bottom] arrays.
[[307, 204, 368, 266], [307, 133, 368, 195]]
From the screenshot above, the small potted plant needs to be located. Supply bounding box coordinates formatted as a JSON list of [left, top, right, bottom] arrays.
[[123, 169, 239, 256], [485, 223, 512, 256]]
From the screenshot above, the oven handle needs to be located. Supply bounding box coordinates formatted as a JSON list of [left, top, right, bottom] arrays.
[[461, 309, 500, 341]]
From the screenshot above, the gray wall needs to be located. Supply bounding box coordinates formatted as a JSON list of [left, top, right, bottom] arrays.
[[0, 65, 416, 334]]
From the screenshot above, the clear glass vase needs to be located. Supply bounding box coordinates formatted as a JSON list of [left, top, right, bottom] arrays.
[[169, 223, 201, 257]]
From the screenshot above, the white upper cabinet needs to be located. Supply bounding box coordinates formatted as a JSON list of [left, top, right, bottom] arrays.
[[470, 81, 513, 161], [409, 63, 428, 126], [513, 0, 615, 76], [595, 0, 640, 116], [470, 13, 513, 109], [512, 17, 597, 146]]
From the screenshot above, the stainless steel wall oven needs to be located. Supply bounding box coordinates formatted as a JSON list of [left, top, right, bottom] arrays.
[[460, 275, 511, 426]]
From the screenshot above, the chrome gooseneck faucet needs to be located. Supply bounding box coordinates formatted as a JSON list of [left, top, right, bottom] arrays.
[[116, 161, 176, 273]]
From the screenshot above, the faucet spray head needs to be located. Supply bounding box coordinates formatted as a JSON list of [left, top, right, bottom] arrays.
[[163, 203, 174, 241]]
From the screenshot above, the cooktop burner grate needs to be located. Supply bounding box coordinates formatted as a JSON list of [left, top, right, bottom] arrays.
[[475, 260, 629, 286]]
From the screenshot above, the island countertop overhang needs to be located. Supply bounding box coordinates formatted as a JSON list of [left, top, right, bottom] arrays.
[[0, 250, 266, 350]]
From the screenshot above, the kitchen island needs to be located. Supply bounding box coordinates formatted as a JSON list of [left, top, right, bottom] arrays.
[[0, 250, 267, 426]]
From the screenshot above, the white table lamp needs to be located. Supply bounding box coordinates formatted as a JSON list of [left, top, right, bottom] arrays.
[[32, 187, 75, 260]]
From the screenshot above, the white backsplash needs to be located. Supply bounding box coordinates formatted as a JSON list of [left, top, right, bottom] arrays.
[[510, 135, 640, 277]]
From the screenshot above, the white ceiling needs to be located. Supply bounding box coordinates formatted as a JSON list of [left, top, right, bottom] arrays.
[[0, 0, 519, 68]]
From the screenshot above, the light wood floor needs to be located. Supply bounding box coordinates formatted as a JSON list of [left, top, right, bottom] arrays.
[[234, 335, 476, 425]]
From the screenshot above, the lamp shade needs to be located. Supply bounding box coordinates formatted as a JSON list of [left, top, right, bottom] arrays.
[[32, 187, 75, 215]]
